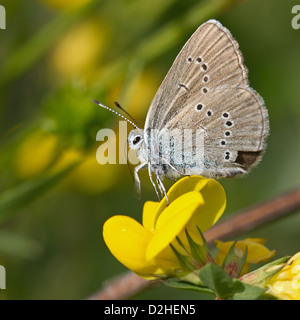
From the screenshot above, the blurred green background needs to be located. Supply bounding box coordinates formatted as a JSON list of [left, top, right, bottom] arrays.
[[0, 0, 299, 300]]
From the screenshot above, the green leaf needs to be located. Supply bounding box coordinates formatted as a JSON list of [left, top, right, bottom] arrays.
[[169, 243, 194, 272], [196, 226, 210, 253], [231, 280, 265, 300], [0, 162, 79, 224], [185, 228, 213, 266], [198, 263, 236, 299], [164, 278, 214, 295], [198, 263, 265, 300]]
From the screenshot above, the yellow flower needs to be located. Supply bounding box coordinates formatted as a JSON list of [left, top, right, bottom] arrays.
[[266, 252, 300, 300], [51, 148, 120, 194], [51, 19, 109, 79], [103, 176, 226, 280], [214, 238, 275, 275], [14, 130, 59, 179]]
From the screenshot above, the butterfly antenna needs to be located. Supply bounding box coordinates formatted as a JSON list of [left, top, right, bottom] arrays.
[[114, 101, 141, 129], [93, 100, 138, 128]]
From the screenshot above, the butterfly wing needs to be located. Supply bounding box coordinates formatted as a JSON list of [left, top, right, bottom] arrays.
[[145, 20, 248, 130], [144, 19, 269, 178]]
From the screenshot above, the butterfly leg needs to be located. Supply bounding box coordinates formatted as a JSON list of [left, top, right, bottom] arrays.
[[155, 170, 169, 205], [161, 157, 186, 177], [148, 164, 161, 201], [134, 163, 147, 196]]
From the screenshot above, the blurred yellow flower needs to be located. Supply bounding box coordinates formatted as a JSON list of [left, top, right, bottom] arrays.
[[40, 0, 93, 11], [103, 176, 226, 279], [51, 19, 108, 78], [266, 252, 300, 300], [50, 148, 83, 173], [107, 69, 162, 127], [68, 153, 120, 194], [14, 130, 59, 179], [127, 70, 162, 120], [52, 148, 120, 194], [214, 238, 275, 275]]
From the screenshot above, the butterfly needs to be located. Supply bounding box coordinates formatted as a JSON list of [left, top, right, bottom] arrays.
[[95, 19, 269, 201]]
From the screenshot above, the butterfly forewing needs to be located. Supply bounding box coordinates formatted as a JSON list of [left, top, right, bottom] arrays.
[[145, 20, 248, 131]]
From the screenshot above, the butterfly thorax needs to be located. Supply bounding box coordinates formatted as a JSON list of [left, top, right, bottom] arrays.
[[128, 128, 155, 166], [129, 128, 187, 182]]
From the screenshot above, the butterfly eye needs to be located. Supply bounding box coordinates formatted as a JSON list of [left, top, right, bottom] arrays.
[[133, 136, 141, 145]]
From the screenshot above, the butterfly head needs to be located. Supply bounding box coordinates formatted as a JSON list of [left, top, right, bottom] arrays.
[[128, 128, 144, 150]]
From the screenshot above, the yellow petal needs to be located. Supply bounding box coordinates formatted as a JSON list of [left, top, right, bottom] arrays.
[[288, 252, 300, 265], [269, 252, 300, 281], [166, 175, 209, 200], [267, 280, 300, 300], [246, 238, 267, 245], [215, 239, 275, 266], [266, 252, 300, 300], [186, 179, 226, 234], [103, 215, 155, 275], [150, 176, 214, 228], [146, 192, 204, 261], [142, 201, 160, 232], [245, 240, 275, 263]]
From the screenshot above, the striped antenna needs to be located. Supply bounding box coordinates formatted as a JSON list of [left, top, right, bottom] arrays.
[[93, 100, 138, 128], [114, 101, 141, 129]]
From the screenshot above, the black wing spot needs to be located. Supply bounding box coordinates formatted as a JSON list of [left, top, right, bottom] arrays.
[[235, 151, 262, 170]]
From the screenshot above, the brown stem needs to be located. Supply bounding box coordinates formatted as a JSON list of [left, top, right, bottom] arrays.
[[204, 187, 300, 245], [88, 186, 300, 300], [88, 272, 151, 300]]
